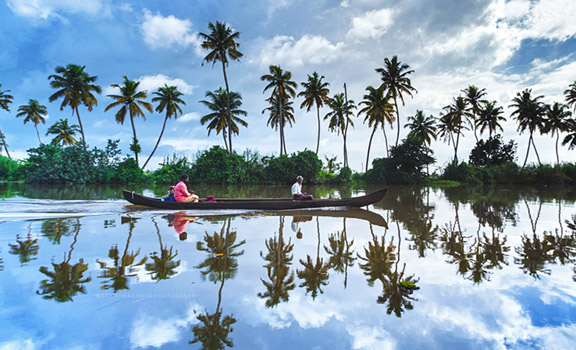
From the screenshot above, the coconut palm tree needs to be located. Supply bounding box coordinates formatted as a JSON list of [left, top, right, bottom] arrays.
[[0, 83, 13, 158], [461, 85, 488, 142], [200, 88, 247, 152], [324, 93, 357, 168], [358, 86, 395, 171], [564, 81, 576, 111], [404, 110, 437, 146], [476, 101, 505, 139], [543, 102, 572, 164], [141, 85, 186, 170], [261, 65, 298, 156], [509, 89, 546, 167], [46, 118, 80, 146], [199, 21, 243, 155], [16, 99, 48, 144], [48, 64, 101, 144], [298, 72, 331, 154], [438, 96, 473, 163], [262, 94, 295, 155], [376, 56, 417, 146], [105, 76, 153, 166], [562, 119, 576, 150]]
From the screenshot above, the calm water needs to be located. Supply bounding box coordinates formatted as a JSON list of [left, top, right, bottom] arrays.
[[1, 184, 575, 350]]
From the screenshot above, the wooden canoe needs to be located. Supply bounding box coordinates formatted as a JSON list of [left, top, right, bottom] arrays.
[[122, 188, 387, 210]]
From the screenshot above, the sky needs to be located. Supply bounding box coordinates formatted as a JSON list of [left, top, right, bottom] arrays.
[[1, 0, 576, 172]]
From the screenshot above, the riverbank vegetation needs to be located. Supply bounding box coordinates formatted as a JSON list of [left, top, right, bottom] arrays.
[[1, 21, 576, 186]]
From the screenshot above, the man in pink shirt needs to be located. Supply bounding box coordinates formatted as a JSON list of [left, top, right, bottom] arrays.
[[174, 174, 199, 203]]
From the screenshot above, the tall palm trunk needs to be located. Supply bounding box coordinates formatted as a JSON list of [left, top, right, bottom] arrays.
[[366, 125, 377, 172], [221, 61, 233, 155], [555, 130, 560, 165], [279, 98, 284, 156], [315, 105, 321, 154], [0, 126, 11, 159], [393, 96, 400, 146], [74, 106, 86, 144], [129, 115, 139, 165], [35, 125, 42, 144], [531, 135, 541, 165], [522, 134, 533, 168], [142, 114, 168, 170], [382, 126, 389, 157], [342, 133, 348, 168]]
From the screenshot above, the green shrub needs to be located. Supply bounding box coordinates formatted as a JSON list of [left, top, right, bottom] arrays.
[[150, 154, 193, 185], [0, 155, 23, 181], [192, 146, 246, 184], [364, 138, 435, 184]]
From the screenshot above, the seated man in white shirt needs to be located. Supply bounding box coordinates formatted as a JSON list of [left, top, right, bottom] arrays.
[[291, 175, 313, 200]]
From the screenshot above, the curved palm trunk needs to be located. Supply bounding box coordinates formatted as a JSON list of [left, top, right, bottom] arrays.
[[522, 134, 533, 168], [35, 124, 42, 144], [315, 105, 321, 154], [555, 131, 560, 165], [222, 130, 229, 152], [129, 115, 139, 166], [221, 61, 233, 156], [393, 96, 400, 147], [531, 135, 541, 165], [142, 114, 168, 170], [366, 126, 377, 172], [454, 132, 461, 163], [382, 126, 389, 157], [74, 106, 86, 145], [0, 126, 11, 159]]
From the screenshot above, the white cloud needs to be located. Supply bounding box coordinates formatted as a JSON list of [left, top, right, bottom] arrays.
[[137, 74, 196, 95], [7, 0, 109, 20], [347, 8, 395, 40], [525, 0, 576, 41], [104, 74, 195, 96], [256, 35, 345, 68], [347, 326, 396, 350], [177, 112, 201, 123], [141, 10, 202, 52]]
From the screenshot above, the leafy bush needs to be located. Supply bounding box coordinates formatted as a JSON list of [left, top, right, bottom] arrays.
[[150, 154, 193, 185], [192, 146, 246, 184], [364, 137, 435, 184], [0, 155, 23, 181], [469, 135, 517, 167], [264, 150, 322, 184]]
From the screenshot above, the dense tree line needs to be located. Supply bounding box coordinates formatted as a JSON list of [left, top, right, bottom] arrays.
[[1, 20, 576, 185]]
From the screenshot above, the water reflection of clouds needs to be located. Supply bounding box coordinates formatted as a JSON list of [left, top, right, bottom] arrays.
[[129, 305, 199, 349]]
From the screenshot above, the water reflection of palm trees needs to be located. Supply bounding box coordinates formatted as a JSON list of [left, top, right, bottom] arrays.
[[37, 218, 91, 302], [41, 218, 77, 244], [97, 216, 147, 292], [9, 223, 40, 265], [359, 220, 419, 317], [191, 217, 244, 349], [297, 217, 330, 299], [145, 217, 181, 281], [259, 216, 296, 307], [324, 218, 356, 287]]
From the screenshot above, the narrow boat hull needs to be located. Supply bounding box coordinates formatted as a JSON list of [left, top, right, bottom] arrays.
[[122, 188, 387, 210]]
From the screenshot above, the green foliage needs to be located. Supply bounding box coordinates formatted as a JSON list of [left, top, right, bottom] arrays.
[[192, 146, 246, 184], [0, 155, 24, 181], [264, 150, 323, 184], [469, 135, 517, 167], [441, 162, 485, 184], [364, 137, 435, 184], [150, 154, 193, 184], [21, 140, 146, 184], [337, 166, 352, 183]]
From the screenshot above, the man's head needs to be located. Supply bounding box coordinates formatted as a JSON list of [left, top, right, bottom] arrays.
[[296, 175, 303, 183], [181, 174, 189, 182]]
